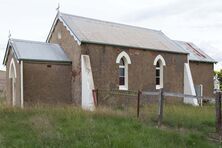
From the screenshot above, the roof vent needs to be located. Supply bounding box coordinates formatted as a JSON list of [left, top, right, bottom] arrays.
[[58, 32, 61, 39]]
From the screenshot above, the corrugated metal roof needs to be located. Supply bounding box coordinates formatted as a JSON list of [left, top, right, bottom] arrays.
[[59, 13, 188, 54], [175, 41, 216, 63], [10, 39, 71, 63]]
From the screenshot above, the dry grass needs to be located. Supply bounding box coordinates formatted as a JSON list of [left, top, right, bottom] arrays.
[[0, 102, 219, 147]]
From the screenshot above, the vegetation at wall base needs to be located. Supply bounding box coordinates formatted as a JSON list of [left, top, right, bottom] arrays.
[[0, 103, 220, 147]]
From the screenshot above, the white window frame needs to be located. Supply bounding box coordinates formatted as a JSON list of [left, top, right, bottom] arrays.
[[116, 51, 131, 90], [119, 58, 128, 90], [155, 62, 163, 89], [153, 55, 166, 90], [156, 62, 161, 89]]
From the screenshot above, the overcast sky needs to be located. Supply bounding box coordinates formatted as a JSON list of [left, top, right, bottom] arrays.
[[0, 0, 222, 70]]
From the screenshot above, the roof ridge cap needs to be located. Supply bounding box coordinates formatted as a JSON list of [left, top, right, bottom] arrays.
[[11, 38, 59, 46]]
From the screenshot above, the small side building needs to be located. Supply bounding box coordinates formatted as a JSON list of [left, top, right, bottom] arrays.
[[3, 39, 72, 107], [175, 41, 216, 98]]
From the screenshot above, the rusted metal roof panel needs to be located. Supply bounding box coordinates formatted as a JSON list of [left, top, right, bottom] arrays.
[[175, 41, 216, 63]]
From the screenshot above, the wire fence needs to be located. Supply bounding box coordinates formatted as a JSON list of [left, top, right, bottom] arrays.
[[92, 88, 218, 130], [93, 89, 138, 110]]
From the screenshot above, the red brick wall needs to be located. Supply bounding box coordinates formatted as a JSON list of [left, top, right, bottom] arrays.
[[83, 44, 188, 106], [23, 62, 72, 105], [189, 61, 214, 97], [49, 20, 82, 105]]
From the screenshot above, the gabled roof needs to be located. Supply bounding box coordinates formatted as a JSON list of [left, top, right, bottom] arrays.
[[175, 41, 216, 63], [3, 39, 71, 65], [47, 12, 188, 54]]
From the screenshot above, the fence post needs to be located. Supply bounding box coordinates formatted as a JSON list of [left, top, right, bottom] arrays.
[[92, 89, 98, 107], [158, 88, 164, 127], [137, 90, 141, 118], [215, 91, 221, 135], [96, 89, 98, 106]]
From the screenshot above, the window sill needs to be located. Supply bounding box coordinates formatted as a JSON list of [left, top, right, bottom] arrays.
[[119, 86, 128, 90], [156, 85, 163, 90]]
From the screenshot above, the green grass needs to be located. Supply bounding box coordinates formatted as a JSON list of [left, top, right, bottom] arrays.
[[0, 104, 220, 148]]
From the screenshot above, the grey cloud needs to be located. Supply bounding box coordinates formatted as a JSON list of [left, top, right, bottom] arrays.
[[199, 42, 222, 62], [121, 0, 222, 23], [121, 0, 197, 21], [188, 23, 222, 29]]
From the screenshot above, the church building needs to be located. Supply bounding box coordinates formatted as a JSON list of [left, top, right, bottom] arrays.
[[3, 11, 216, 108]]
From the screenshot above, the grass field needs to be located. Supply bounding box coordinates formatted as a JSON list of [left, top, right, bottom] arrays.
[[0, 103, 220, 148]]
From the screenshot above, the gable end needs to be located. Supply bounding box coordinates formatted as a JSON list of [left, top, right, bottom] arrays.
[[3, 41, 20, 65], [46, 12, 81, 46]]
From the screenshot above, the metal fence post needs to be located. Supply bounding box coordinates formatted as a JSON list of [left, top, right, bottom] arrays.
[[158, 88, 164, 127], [92, 89, 98, 107], [96, 89, 98, 106], [216, 91, 221, 135], [137, 90, 141, 118]]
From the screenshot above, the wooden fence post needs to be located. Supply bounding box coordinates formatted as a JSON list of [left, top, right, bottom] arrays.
[[137, 90, 141, 118], [158, 88, 164, 127], [215, 91, 221, 135]]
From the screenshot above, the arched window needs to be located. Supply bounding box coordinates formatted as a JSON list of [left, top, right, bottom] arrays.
[[116, 51, 131, 90], [154, 55, 166, 89], [156, 61, 161, 86], [119, 58, 125, 86]]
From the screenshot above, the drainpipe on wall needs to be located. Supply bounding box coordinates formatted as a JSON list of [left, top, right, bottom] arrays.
[[20, 60, 24, 108]]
